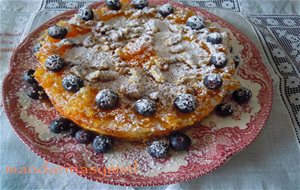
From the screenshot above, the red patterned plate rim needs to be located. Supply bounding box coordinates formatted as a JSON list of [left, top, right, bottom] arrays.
[[2, 0, 273, 187]]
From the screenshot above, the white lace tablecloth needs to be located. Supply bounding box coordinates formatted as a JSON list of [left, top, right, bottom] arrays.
[[1, 0, 299, 189]]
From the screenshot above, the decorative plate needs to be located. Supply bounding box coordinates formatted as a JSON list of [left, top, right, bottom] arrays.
[[2, 0, 272, 186]]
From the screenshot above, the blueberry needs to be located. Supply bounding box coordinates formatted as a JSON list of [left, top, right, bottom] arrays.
[[62, 74, 84, 93], [45, 55, 66, 72], [148, 140, 169, 159], [206, 32, 222, 44], [232, 87, 252, 104], [173, 93, 196, 113], [33, 43, 42, 53], [23, 69, 38, 85], [134, 99, 156, 116], [131, 0, 148, 9], [169, 133, 191, 151], [159, 4, 173, 17], [75, 130, 92, 144], [203, 74, 223, 90], [93, 135, 113, 153], [233, 55, 240, 68], [186, 16, 205, 30], [78, 7, 94, 21], [49, 118, 71, 134], [106, 0, 121, 10], [210, 52, 228, 69], [27, 85, 48, 100], [215, 103, 233, 116], [96, 89, 119, 109], [48, 25, 67, 39], [69, 122, 81, 137]]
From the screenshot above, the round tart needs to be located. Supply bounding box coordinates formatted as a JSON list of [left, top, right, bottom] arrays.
[[34, 1, 239, 141]]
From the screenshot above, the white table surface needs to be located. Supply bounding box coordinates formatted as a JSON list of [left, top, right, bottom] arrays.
[[1, 0, 300, 189]]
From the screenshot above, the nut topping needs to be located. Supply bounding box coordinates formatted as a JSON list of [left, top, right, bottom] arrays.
[[85, 70, 118, 82], [165, 34, 182, 46], [169, 44, 185, 54]]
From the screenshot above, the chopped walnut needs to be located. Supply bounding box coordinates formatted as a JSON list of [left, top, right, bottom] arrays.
[[149, 91, 160, 101], [131, 27, 144, 33], [109, 42, 125, 50], [121, 83, 143, 99], [70, 66, 88, 78], [130, 10, 143, 19], [169, 44, 185, 54], [128, 33, 141, 39], [108, 28, 128, 42], [116, 67, 130, 75], [144, 20, 160, 33], [96, 36, 110, 43], [85, 70, 118, 82], [119, 68, 144, 99], [115, 60, 128, 67], [165, 56, 179, 64], [149, 57, 169, 71], [82, 36, 95, 47], [168, 24, 182, 33], [127, 19, 141, 27], [95, 21, 104, 31], [177, 53, 196, 68], [97, 25, 113, 35], [89, 53, 113, 70], [101, 45, 111, 52], [122, 35, 154, 55], [128, 68, 140, 83], [148, 65, 165, 83], [165, 34, 182, 46], [143, 7, 156, 15], [176, 75, 197, 85]]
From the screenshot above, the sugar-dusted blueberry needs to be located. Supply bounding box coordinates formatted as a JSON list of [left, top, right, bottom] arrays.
[[134, 99, 156, 116], [186, 16, 205, 30], [215, 103, 233, 117], [233, 55, 240, 68], [173, 93, 197, 113], [106, 0, 121, 10], [96, 89, 119, 109], [75, 130, 92, 144], [206, 32, 222, 44], [159, 3, 173, 17], [93, 135, 113, 153], [148, 140, 169, 159], [45, 55, 66, 72], [131, 0, 148, 9], [169, 132, 191, 151], [203, 74, 223, 90], [27, 85, 48, 100], [232, 87, 252, 104], [210, 52, 228, 69], [33, 43, 42, 53], [49, 118, 71, 134], [78, 7, 94, 21], [62, 74, 84, 93], [48, 25, 67, 39], [23, 69, 38, 85]]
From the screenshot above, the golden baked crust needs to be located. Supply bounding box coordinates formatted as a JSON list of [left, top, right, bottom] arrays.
[[34, 1, 239, 141]]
